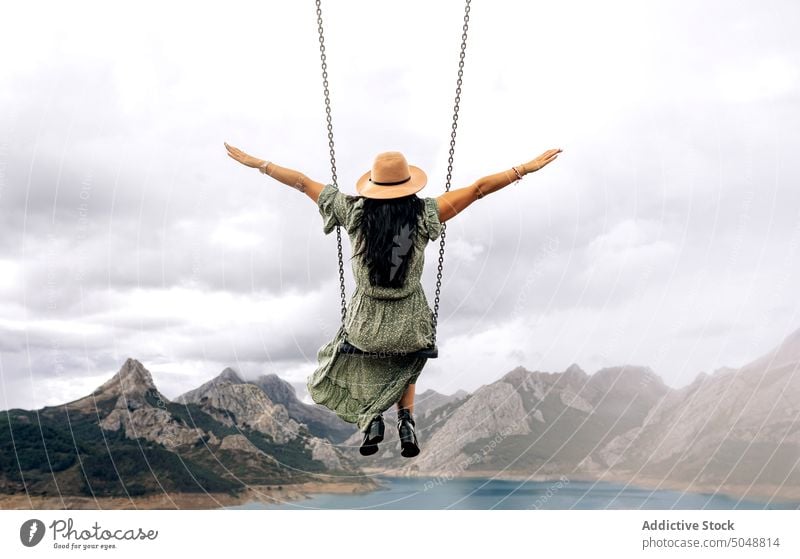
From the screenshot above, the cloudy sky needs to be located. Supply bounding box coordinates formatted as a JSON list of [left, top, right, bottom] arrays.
[[1, 0, 799, 410]]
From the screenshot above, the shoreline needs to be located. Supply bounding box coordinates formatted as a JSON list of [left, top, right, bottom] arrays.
[[3, 471, 795, 509], [360, 468, 800, 506], [0, 478, 382, 510]]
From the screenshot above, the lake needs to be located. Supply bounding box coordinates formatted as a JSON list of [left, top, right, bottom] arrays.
[[224, 476, 798, 510]]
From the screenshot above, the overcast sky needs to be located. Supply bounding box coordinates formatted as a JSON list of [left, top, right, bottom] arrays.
[[1, 0, 800, 410]]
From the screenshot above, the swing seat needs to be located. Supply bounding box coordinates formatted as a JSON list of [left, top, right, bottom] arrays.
[[338, 340, 438, 359]]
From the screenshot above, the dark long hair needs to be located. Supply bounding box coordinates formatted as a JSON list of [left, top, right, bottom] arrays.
[[353, 194, 425, 288]]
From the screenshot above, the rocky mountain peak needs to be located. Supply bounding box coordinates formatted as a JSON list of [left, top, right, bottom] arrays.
[[218, 367, 244, 383], [190, 383, 301, 444], [741, 325, 800, 372], [250, 374, 357, 444], [500, 365, 533, 384], [562, 363, 588, 383], [687, 371, 710, 390], [93, 357, 158, 398], [591, 364, 664, 386], [254, 373, 297, 405], [174, 366, 247, 404], [783, 325, 800, 346]]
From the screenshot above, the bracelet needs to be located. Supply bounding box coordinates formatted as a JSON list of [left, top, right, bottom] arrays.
[[258, 160, 273, 175], [476, 184, 485, 199], [512, 165, 523, 181]]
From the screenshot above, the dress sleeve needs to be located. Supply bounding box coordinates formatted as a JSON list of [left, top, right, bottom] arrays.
[[422, 196, 443, 242], [317, 183, 364, 235]]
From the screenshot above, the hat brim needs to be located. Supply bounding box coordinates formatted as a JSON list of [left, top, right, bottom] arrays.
[[356, 165, 427, 199]]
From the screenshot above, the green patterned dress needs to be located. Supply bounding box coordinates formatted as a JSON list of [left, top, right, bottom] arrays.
[[306, 183, 443, 432]]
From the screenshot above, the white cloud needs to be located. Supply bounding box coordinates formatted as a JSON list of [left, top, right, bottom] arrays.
[[209, 222, 263, 250], [446, 237, 486, 263], [2, 0, 800, 409], [585, 218, 677, 276], [0, 259, 20, 294], [715, 56, 799, 104]]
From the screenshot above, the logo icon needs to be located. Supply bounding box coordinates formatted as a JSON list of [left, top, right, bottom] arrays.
[[390, 223, 414, 281], [20, 519, 46, 547]]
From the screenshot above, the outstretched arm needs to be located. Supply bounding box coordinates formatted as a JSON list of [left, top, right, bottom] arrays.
[[224, 142, 326, 203], [436, 148, 562, 223]]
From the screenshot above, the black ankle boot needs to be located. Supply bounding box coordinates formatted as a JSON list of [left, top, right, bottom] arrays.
[[359, 414, 384, 456], [397, 408, 420, 458]]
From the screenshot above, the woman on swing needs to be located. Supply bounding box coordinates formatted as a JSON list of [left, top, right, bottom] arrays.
[[224, 143, 562, 457]]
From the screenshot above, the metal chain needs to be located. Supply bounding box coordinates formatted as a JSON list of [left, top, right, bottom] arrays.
[[316, 0, 472, 342], [431, 0, 472, 346], [315, 0, 347, 328]]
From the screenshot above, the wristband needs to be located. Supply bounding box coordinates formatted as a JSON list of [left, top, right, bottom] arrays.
[[258, 160, 273, 175]]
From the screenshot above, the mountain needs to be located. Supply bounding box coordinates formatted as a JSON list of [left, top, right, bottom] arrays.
[[376, 363, 666, 475], [359, 353, 798, 503], [175, 367, 303, 444], [250, 374, 356, 443], [0, 358, 370, 501], [740, 325, 800, 372], [4, 326, 800, 505], [175, 368, 354, 470], [414, 388, 470, 420], [173, 366, 244, 404], [596, 344, 800, 495], [393, 363, 652, 474]]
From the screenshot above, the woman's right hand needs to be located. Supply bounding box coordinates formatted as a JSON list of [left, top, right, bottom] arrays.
[[224, 142, 266, 169], [523, 148, 562, 174]]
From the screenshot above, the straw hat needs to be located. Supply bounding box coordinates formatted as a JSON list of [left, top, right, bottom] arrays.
[[356, 151, 427, 199]]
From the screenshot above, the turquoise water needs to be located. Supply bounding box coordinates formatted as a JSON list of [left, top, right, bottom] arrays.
[[225, 476, 798, 510]]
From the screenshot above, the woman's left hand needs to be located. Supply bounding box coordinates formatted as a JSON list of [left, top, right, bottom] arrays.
[[224, 142, 265, 169], [523, 148, 562, 174]]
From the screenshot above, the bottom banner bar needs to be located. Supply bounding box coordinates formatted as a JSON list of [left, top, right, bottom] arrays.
[[1, 509, 798, 558]]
